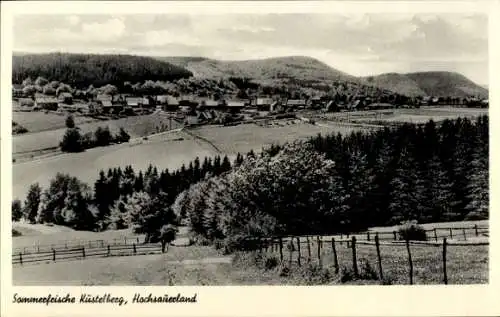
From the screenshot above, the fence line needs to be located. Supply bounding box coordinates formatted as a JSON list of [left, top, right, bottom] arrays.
[[12, 243, 163, 265], [13, 236, 143, 255], [256, 233, 487, 285]]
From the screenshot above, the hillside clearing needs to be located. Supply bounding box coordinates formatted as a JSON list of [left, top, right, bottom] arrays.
[[190, 122, 365, 155], [13, 112, 183, 157], [13, 131, 215, 201], [12, 111, 98, 133]]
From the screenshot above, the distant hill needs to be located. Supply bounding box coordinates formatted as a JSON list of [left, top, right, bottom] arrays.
[[12, 53, 192, 88], [159, 56, 357, 82], [362, 71, 488, 98]]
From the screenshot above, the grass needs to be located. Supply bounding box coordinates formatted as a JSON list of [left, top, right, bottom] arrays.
[[13, 132, 216, 201], [12, 111, 98, 133], [13, 112, 183, 156], [12, 242, 488, 285], [190, 121, 364, 155]]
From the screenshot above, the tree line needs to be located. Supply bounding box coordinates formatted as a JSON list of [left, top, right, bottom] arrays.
[[13, 116, 488, 249], [60, 115, 131, 153], [175, 116, 488, 250]]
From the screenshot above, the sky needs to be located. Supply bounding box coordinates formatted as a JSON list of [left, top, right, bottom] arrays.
[[13, 13, 489, 85]]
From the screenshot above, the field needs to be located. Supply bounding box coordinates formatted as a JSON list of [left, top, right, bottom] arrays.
[[13, 112, 183, 158], [12, 131, 216, 201], [190, 121, 367, 155], [12, 239, 487, 286], [12, 220, 488, 285], [12, 111, 98, 133]]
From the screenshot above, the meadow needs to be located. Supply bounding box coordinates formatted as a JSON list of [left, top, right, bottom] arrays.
[[12, 131, 216, 201], [12, 219, 488, 285], [190, 121, 365, 155], [12, 111, 98, 133], [13, 112, 183, 158]]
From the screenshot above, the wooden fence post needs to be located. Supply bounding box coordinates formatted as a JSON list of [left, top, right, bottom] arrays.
[[434, 228, 438, 242], [351, 236, 358, 276], [373, 234, 383, 281], [37, 245, 40, 253], [107, 245, 111, 256], [405, 239, 413, 285], [367, 232, 371, 241], [331, 238, 339, 274], [462, 228, 467, 241], [306, 237, 311, 262], [65, 242, 68, 249], [89, 241, 92, 248], [296, 237, 301, 266], [289, 240, 293, 267], [474, 224, 478, 237], [346, 233, 350, 248], [317, 236, 322, 267], [279, 237, 284, 263], [393, 231, 397, 241], [449, 228, 453, 239], [52, 249, 56, 262], [340, 233, 343, 246], [19, 253, 23, 265], [133, 243, 137, 255], [82, 247, 86, 258], [443, 238, 448, 285], [137, 237, 140, 243]]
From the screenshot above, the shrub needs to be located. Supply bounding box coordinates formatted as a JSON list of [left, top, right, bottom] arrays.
[[299, 263, 332, 284], [398, 220, 427, 241], [12, 229, 22, 237], [339, 266, 356, 283], [264, 256, 279, 270], [359, 259, 378, 280]]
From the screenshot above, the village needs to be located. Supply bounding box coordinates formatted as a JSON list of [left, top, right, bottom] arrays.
[[12, 81, 489, 130]]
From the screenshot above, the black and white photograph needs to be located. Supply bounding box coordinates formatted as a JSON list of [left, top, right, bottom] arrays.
[[5, 5, 490, 290]]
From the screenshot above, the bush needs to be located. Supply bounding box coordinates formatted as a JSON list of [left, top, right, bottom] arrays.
[[398, 220, 427, 241], [12, 229, 22, 237], [264, 256, 279, 270], [299, 263, 332, 284], [359, 259, 378, 280], [60, 128, 84, 152], [339, 266, 356, 283]]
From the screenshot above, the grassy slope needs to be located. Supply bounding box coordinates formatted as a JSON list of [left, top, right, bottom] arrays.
[[13, 113, 183, 155], [160, 56, 357, 82], [12, 112, 99, 133], [190, 121, 365, 155], [12, 241, 488, 285], [363, 71, 488, 98], [12, 132, 216, 201]]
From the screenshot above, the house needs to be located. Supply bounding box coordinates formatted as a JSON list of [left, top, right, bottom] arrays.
[[125, 97, 143, 108], [198, 99, 220, 110], [34, 97, 58, 110], [286, 99, 308, 109], [366, 103, 393, 110], [12, 85, 25, 98], [19, 98, 34, 108], [254, 98, 274, 111], [226, 100, 246, 114], [58, 92, 73, 105]]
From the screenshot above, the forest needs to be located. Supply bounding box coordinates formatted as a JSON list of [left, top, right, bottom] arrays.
[[12, 53, 193, 88], [13, 116, 488, 249]]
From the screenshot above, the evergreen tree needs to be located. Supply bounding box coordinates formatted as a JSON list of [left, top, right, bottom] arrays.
[[12, 199, 22, 222], [23, 183, 42, 223]]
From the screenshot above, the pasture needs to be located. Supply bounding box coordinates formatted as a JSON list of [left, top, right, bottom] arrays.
[[12, 131, 216, 201], [13, 112, 183, 158], [190, 121, 365, 155], [12, 111, 98, 133]]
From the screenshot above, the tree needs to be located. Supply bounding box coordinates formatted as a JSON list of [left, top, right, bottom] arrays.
[[12, 199, 22, 222], [65, 115, 75, 129], [60, 128, 84, 152], [94, 126, 112, 147], [42, 85, 56, 96], [34, 76, 49, 87], [38, 173, 94, 229], [159, 224, 178, 252], [117, 127, 130, 143], [22, 85, 37, 97], [23, 183, 42, 223]]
